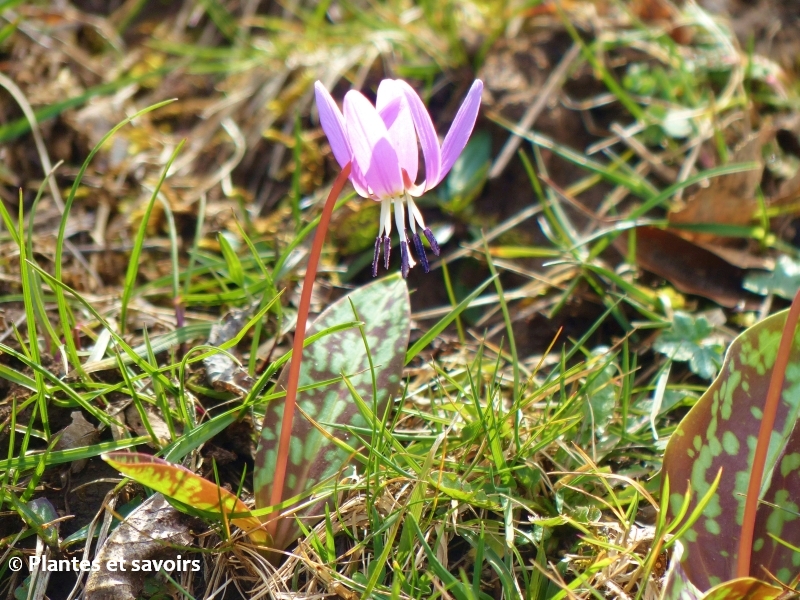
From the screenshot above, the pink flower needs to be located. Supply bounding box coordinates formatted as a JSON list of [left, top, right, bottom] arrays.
[[314, 78, 483, 277]]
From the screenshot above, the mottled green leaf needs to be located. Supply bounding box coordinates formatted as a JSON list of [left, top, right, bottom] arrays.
[[744, 255, 800, 300], [703, 580, 784, 600], [663, 308, 800, 590], [661, 541, 703, 600], [254, 274, 410, 549], [654, 312, 724, 380], [661, 541, 783, 600]]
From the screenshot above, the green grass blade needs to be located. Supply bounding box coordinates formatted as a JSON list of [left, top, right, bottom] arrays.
[[405, 274, 498, 364], [120, 140, 185, 331], [54, 99, 176, 374]]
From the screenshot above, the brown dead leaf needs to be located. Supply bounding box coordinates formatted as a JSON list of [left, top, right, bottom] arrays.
[[669, 117, 800, 242], [772, 168, 800, 205], [84, 494, 196, 600], [631, 0, 694, 43], [766, 127, 800, 204], [690, 240, 774, 270], [631, 0, 675, 21], [203, 306, 256, 395], [123, 405, 174, 447], [668, 128, 774, 242], [622, 227, 763, 309], [54, 411, 98, 474]]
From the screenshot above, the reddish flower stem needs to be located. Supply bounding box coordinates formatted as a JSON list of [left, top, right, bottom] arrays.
[[266, 162, 351, 538], [737, 287, 800, 578]]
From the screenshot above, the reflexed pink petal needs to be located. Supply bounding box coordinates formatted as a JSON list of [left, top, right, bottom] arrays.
[[314, 81, 351, 170], [397, 80, 441, 193], [344, 90, 403, 198], [377, 80, 418, 184], [439, 80, 484, 181]]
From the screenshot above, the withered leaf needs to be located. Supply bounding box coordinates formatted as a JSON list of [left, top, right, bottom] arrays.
[[203, 306, 255, 395], [84, 494, 195, 600], [123, 405, 174, 447], [668, 117, 800, 239], [55, 411, 98, 474], [668, 127, 773, 243], [623, 227, 762, 309]]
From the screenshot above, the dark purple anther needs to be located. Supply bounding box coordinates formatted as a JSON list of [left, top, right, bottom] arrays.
[[400, 240, 410, 278], [423, 227, 440, 255], [372, 236, 381, 277], [383, 236, 391, 270], [412, 233, 429, 273]]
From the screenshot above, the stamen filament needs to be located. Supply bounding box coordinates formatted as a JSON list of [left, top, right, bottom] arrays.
[[406, 194, 426, 230], [394, 198, 415, 277], [407, 198, 416, 234], [393, 197, 405, 239], [380, 198, 392, 236]]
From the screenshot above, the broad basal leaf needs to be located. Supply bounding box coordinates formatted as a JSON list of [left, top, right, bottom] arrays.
[[662, 309, 800, 590], [103, 451, 270, 544], [660, 541, 783, 600], [254, 274, 410, 549]]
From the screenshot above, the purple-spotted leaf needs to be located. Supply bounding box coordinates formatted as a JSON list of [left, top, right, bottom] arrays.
[[702, 580, 784, 600], [663, 308, 800, 590], [660, 541, 784, 600], [661, 540, 703, 600], [254, 274, 410, 549], [102, 451, 270, 544]]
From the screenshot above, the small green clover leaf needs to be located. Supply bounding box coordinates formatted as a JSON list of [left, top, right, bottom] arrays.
[[744, 255, 800, 300], [653, 312, 724, 380]]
